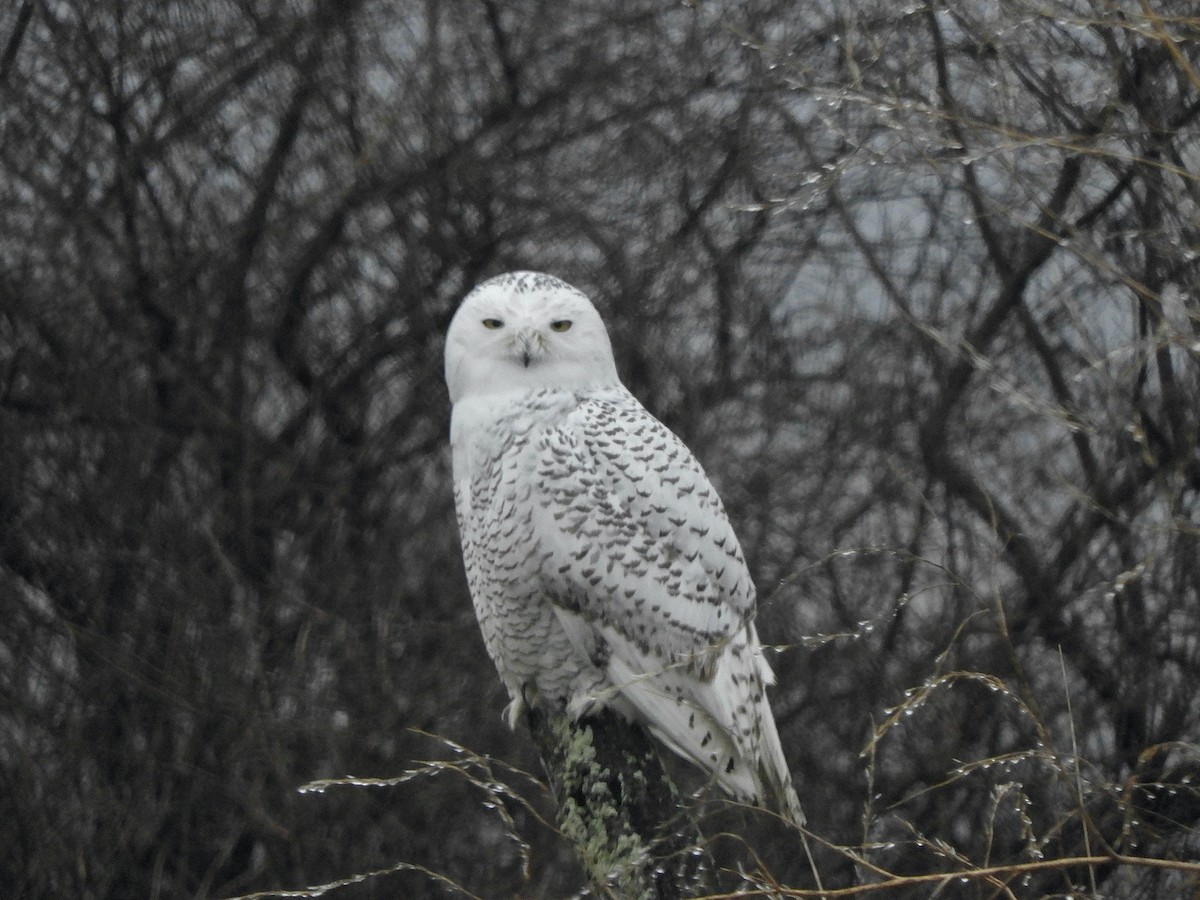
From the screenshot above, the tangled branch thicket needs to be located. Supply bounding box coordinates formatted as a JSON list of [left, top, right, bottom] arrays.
[[1, 1, 1198, 897]]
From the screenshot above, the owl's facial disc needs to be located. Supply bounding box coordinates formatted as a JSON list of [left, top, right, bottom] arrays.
[[445, 271, 620, 402]]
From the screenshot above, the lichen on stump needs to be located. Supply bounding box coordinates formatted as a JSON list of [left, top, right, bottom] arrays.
[[526, 705, 713, 900]]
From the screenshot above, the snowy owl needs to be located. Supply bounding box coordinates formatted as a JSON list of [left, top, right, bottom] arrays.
[[445, 271, 803, 824]]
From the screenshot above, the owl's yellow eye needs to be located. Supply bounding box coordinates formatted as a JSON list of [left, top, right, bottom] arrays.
[[549, 320, 573, 332], [481, 318, 504, 329]]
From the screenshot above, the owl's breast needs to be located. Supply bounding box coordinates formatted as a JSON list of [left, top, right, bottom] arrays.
[[450, 390, 595, 704], [450, 389, 576, 479]]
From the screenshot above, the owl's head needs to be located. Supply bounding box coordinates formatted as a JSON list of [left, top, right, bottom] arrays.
[[445, 272, 620, 403]]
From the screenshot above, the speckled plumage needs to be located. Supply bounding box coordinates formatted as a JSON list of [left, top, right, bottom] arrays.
[[445, 271, 803, 824]]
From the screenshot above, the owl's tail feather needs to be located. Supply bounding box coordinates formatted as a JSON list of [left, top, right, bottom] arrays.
[[701, 628, 806, 827], [601, 629, 805, 827], [752, 704, 806, 826], [602, 647, 758, 796]]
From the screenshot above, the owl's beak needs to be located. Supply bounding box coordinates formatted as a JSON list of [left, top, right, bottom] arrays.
[[514, 327, 543, 368]]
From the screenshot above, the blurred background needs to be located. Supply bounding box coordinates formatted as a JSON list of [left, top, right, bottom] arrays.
[[2, 1, 1199, 897]]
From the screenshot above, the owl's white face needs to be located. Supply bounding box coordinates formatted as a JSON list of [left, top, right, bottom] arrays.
[[445, 272, 621, 404]]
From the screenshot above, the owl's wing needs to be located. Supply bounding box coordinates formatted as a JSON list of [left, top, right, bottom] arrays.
[[532, 389, 756, 677], [531, 389, 803, 820]]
